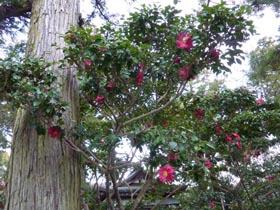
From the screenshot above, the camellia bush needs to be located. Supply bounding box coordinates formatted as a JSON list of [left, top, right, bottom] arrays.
[[60, 3, 257, 209], [168, 88, 280, 209], [3, 2, 277, 210]]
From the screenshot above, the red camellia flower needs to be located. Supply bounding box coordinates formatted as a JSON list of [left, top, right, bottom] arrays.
[[83, 59, 93, 70], [209, 49, 220, 60], [158, 164, 175, 184], [232, 132, 242, 149], [225, 134, 233, 143], [253, 150, 261, 157], [167, 151, 179, 162], [178, 66, 192, 81], [95, 95, 105, 105], [48, 126, 62, 139], [176, 32, 193, 51], [209, 200, 216, 209], [194, 108, 205, 120], [136, 70, 144, 86], [215, 123, 223, 135], [256, 97, 265, 105], [204, 159, 213, 169], [106, 80, 116, 92]]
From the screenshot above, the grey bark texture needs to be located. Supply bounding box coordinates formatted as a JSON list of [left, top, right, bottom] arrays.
[[5, 0, 81, 209]]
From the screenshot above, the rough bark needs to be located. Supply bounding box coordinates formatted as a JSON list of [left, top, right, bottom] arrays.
[[5, 0, 81, 210]]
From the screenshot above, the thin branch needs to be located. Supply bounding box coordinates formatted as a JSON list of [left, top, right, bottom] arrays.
[[156, 86, 171, 104], [221, 197, 225, 210], [93, 0, 111, 22], [151, 185, 187, 210], [131, 168, 153, 210], [104, 101, 118, 122], [123, 82, 187, 127], [106, 145, 124, 210], [110, 170, 124, 210], [233, 160, 257, 209], [64, 139, 107, 173], [116, 147, 138, 183], [105, 172, 114, 210]]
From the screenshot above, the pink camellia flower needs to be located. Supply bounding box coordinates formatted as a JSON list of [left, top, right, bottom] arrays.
[[48, 126, 62, 139], [106, 80, 116, 92], [178, 66, 192, 81], [136, 70, 144, 86], [167, 151, 179, 162], [209, 49, 220, 60], [209, 200, 216, 209], [236, 140, 242, 150], [266, 175, 275, 181], [173, 56, 181, 64], [95, 95, 105, 105], [139, 63, 145, 69], [204, 159, 213, 169], [225, 134, 233, 143], [83, 59, 93, 70], [194, 108, 205, 120], [232, 132, 241, 141], [176, 32, 193, 51], [0, 181, 6, 191], [256, 97, 265, 105], [215, 123, 223, 135], [158, 164, 175, 184]]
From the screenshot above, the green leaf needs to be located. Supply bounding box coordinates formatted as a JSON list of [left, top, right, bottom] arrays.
[[169, 141, 178, 150]]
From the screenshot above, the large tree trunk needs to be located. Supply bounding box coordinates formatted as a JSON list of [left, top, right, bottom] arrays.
[[5, 0, 81, 209]]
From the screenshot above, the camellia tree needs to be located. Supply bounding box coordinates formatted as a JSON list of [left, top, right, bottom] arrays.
[[60, 3, 255, 209], [167, 87, 280, 209], [0, 1, 260, 210]]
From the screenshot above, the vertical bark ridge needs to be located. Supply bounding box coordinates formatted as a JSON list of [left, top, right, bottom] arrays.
[[6, 0, 81, 210]]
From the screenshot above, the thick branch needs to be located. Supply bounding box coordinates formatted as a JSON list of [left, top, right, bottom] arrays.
[[0, 1, 32, 22]]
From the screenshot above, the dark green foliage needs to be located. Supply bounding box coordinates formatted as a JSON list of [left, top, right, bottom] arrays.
[[63, 4, 254, 127]]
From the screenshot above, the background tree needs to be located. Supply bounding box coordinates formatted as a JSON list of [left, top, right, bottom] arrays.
[[245, 0, 280, 13], [248, 38, 280, 102]]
